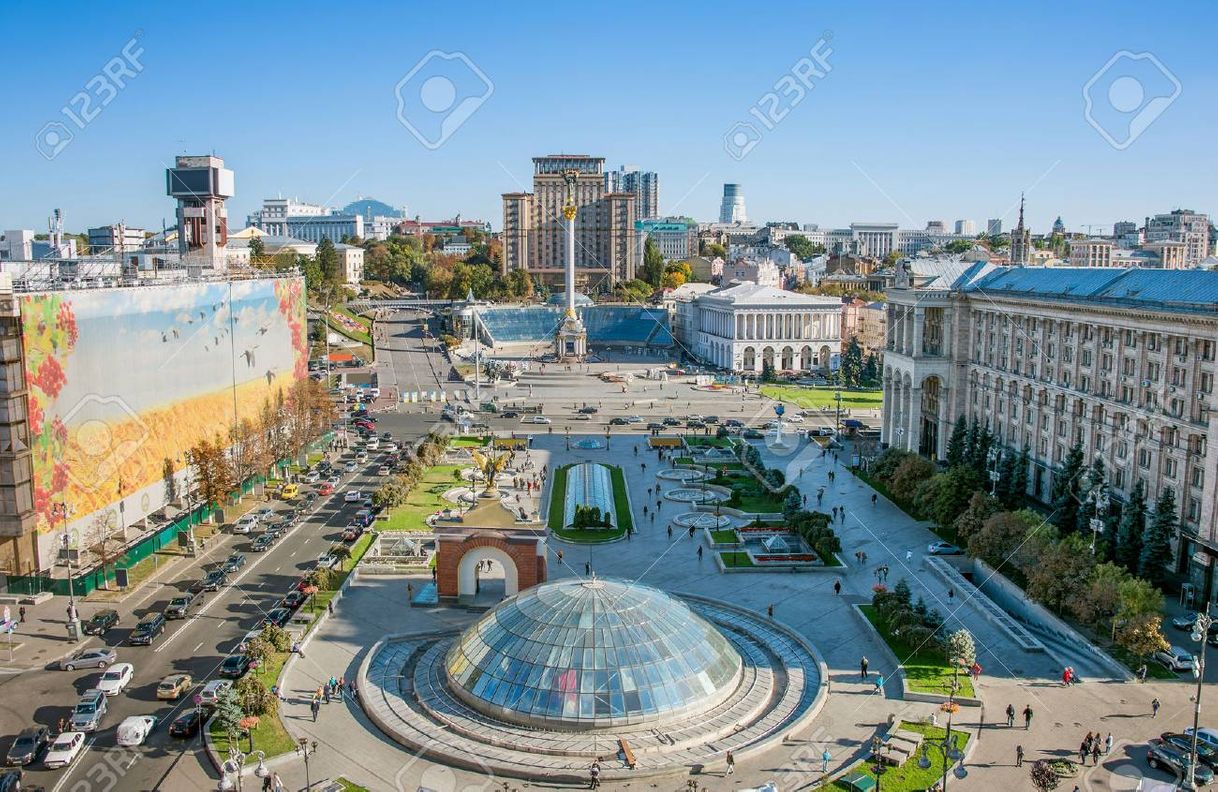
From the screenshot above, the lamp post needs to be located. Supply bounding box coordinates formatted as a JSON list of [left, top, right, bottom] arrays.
[[834, 390, 843, 441], [869, 735, 889, 791], [218, 748, 269, 791], [295, 737, 318, 789], [54, 503, 81, 641], [1087, 483, 1109, 556], [919, 682, 966, 789], [1185, 605, 1213, 791], [986, 449, 1000, 496]]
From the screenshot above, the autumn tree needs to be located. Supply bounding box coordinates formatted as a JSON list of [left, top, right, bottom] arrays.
[[889, 455, 936, 504], [952, 491, 1000, 544], [188, 435, 235, 513], [1025, 534, 1096, 612]]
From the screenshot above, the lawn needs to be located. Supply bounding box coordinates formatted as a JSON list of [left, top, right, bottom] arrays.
[[451, 436, 491, 448], [87, 552, 180, 602], [859, 605, 975, 698], [209, 649, 295, 757], [547, 464, 629, 543], [761, 384, 882, 410], [720, 551, 755, 567], [380, 464, 464, 532], [335, 780, 370, 792], [833, 721, 969, 792], [709, 529, 740, 545], [684, 436, 735, 448], [710, 471, 789, 513]]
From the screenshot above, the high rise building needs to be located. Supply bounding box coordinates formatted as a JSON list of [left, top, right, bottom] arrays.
[[926, 220, 947, 234], [166, 155, 234, 269], [501, 155, 637, 290], [606, 166, 659, 221], [719, 184, 747, 224], [954, 219, 975, 236], [1009, 194, 1031, 266], [1113, 220, 1138, 238], [1145, 209, 1211, 265], [986, 218, 1003, 236]]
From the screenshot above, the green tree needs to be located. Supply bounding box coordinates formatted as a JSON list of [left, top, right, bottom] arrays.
[[234, 675, 278, 717], [952, 491, 1000, 544], [784, 234, 820, 261], [861, 352, 879, 384], [1069, 561, 1126, 631], [945, 415, 968, 467], [1114, 480, 1146, 573], [701, 241, 727, 258], [1138, 487, 1177, 586], [915, 467, 978, 528], [248, 236, 266, 262], [760, 359, 776, 383], [944, 239, 973, 254], [840, 337, 863, 387], [1026, 534, 1096, 612], [1115, 613, 1170, 659], [505, 268, 534, 299], [1011, 447, 1030, 505], [882, 249, 902, 268], [992, 450, 1017, 507], [640, 237, 665, 287], [316, 238, 341, 289], [945, 628, 977, 672], [889, 455, 936, 504], [1050, 441, 1085, 533], [213, 687, 246, 746]]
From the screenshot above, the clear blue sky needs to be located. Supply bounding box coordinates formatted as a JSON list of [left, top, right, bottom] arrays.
[[3, 0, 1216, 235]]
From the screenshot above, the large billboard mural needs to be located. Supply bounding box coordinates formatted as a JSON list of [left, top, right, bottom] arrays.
[[21, 277, 307, 538]]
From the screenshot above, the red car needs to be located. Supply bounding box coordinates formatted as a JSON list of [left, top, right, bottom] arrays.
[[318, 482, 335, 496]]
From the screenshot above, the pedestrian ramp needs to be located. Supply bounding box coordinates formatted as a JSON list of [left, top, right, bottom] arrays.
[[924, 557, 1046, 653]]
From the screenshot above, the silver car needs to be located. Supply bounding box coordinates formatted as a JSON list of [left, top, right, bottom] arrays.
[[59, 647, 118, 671]]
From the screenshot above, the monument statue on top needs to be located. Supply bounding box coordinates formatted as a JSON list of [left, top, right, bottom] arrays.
[[555, 168, 587, 360]]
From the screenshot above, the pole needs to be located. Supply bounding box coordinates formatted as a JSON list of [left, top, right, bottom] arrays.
[[1187, 605, 1211, 790]]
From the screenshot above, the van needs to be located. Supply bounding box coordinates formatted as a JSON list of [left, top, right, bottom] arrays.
[[70, 690, 108, 732]]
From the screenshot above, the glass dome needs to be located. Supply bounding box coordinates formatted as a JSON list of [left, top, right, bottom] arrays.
[[445, 578, 742, 730]]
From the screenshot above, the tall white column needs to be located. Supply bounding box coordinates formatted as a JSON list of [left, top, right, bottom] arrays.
[[565, 214, 576, 314]]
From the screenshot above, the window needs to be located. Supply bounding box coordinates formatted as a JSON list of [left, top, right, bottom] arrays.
[[1165, 458, 1178, 479], [1138, 449, 1151, 469], [1192, 466, 1205, 489], [1188, 498, 1201, 523]]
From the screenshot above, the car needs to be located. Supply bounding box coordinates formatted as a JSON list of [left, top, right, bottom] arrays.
[[233, 514, 259, 534], [1161, 732, 1218, 768], [365, 438, 380, 451], [164, 593, 197, 619], [280, 483, 300, 500], [95, 662, 135, 696], [251, 533, 275, 552], [344, 490, 363, 503], [223, 553, 247, 574], [724, 419, 744, 428], [500, 411, 519, 419], [646, 423, 665, 430], [327, 473, 342, 486], [318, 482, 335, 496], [199, 569, 228, 591], [687, 414, 704, 422], [383, 443, 399, 454], [81, 609, 119, 636], [742, 428, 765, 439], [59, 647, 117, 671], [344, 460, 358, 472], [0, 770, 21, 792], [198, 679, 233, 708], [355, 451, 369, 463], [341, 525, 363, 542], [218, 654, 252, 679], [783, 413, 804, 423], [686, 419, 706, 429], [264, 520, 289, 539], [5, 725, 50, 766], [129, 613, 166, 646], [578, 406, 598, 414], [1147, 738, 1215, 784], [626, 416, 643, 423], [263, 608, 291, 628], [528, 415, 552, 424], [377, 466, 391, 476], [303, 470, 320, 484], [280, 590, 307, 611], [42, 731, 86, 769], [1173, 612, 1200, 630], [156, 673, 193, 701], [361, 496, 374, 509], [168, 710, 205, 739], [69, 690, 107, 732], [316, 553, 339, 570], [662, 417, 682, 426], [609, 417, 630, 426], [235, 627, 264, 653], [572, 414, 591, 421], [1155, 645, 1197, 672], [1186, 728, 1218, 753], [927, 541, 963, 556], [116, 715, 157, 747], [703, 415, 721, 424]]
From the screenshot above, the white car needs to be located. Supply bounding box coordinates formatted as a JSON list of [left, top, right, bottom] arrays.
[[344, 490, 363, 503], [783, 413, 805, 423], [377, 466, 391, 476], [116, 715, 157, 747], [1155, 645, 1197, 672], [383, 443, 399, 454], [316, 553, 338, 570], [365, 438, 380, 451], [304, 471, 320, 484], [233, 514, 259, 534], [43, 731, 86, 769], [355, 451, 368, 463], [95, 662, 134, 696], [1185, 727, 1218, 752], [198, 679, 233, 707], [528, 415, 552, 424]]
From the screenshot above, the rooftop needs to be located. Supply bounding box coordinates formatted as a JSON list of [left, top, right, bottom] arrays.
[[963, 266, 1218, 314], [699, 282, 839, 307]]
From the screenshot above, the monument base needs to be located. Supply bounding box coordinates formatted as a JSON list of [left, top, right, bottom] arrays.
[[555, 314, 587, 361]]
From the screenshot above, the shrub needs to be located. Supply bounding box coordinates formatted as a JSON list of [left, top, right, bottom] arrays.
[[889, 456, 936, 503], [235, 675, 278, 717], [764, 468, 786, 489], [261, 624, 291, 652]]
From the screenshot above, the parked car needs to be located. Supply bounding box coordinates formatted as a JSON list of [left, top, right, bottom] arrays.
[[264, 520, 289, 539], [686, 420, 706, 429], [95, 662, 135, 696], [236, 629, 264, 654], [5, 725, 50, 766], [164, 593, 197, 620], [342, 525, 364, 542], [578, 406, 598, 414], [263, 608, 291, 628], [724, 419, 744, 428], [927, 541, 963, 556], [81, 609, 119, 636], [646, 423, 665, 431], [662, 417, 682, 426], [572, 414, 591, 421], [69, 690, 108, 732], [156, 673, 193, 701], [783, 413, 804, 423], [703, 415, 721, 424], [197, 679, 233, 708], [1173, 612, 1201, 630], [1147, 738, 1215, 784], [1185, 728, 1218, 753], [0, 770, 20, 792], [168, 710, 205, 738], [59, 647, 117, 671], [626, 416, 644, 423], [129, 614, 166, 646], [42, 731, 86, 769], [251, 533, 275, 552], [116, 715, 157, 747], [1160, 732, 1218, 768], [377, 466, 391, 476], [218, 654, 251, 679], [223, 553, 246, 574], [316, 553, 339, 570], [282, 590, 307, 610], [1155, 646, 1197, 672]]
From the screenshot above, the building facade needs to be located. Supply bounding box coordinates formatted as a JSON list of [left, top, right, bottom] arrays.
[[719, 184, 747, 224], [606, 166, 659, 220], [333, 243, 365, 286], [637, 217, 698, 261], [86, 225, 146, 254], [882, 265, 1218, 600], [501, 155, 637, 291], [680, 282, 841, 373], [1145, 209, 1211, 266]]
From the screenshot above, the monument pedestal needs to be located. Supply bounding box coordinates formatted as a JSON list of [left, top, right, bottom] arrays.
[[555, 313, 587, 361]]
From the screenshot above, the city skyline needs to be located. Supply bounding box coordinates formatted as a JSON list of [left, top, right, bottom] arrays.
[[2, 1, 1216, 234]]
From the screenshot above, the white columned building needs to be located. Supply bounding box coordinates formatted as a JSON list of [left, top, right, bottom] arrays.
[[685, 282, 842, 374]]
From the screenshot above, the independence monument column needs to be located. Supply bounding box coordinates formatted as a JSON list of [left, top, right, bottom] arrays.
[[555, 168, 587, 360]]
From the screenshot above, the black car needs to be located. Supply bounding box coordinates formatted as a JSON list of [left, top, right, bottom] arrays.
[[264, 521, 289, 540], [200, 570, 227, 591], [703, 415, 720, 424], [1161, 732, 1218, 768], [168, 710, 204, 738], [81, 609, 119, 636], [686, 419, 706, 429], [222, 553, 246, 574], [500, 411, 519, 419], [609, 417, 630, 426], [251, 533, 274, 552], [129, 613, 166, 646], [743, 428, 765, 439], [282, 590, 306, 610], [577, 406, 598, 414], [5, 725, 50, 766], [218, 654, 252, 679], [646, 422, 664, 430], [263, 608, 291, 628], [662, 417, 682, 426], [164, 593, 197, 620]]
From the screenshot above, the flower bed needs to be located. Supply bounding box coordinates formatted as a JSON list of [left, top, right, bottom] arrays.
[[754, 554, 817, 563]]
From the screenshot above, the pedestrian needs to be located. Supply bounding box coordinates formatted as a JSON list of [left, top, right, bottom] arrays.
[[328, 600, 334, 616], [1104, 732, 1113, 754], [947, 587, 954, 602], [1151, 697, 1161, 717], [557, 549, 564, 562], [1078, 741, 1088, 765], [17, 606, 24, 623], [821, 748, 831, 774], [311, 698, 320, 722], [1137, 664, 1148, 682], [802, 494, 807, 506], [971, 661, 982, 682], [874, 674, 885, 695], [1006, 703, 1015, 727], [407, 582, 414, 602], [263, 773, 273, 792], [726, 749, 736, 775], [1091, 741, 1101, 766], [860, 656, 869, 680], [697, 546, 703, 560], [871, 493, 877, 507], [667, 525, 673, 538], [905, 550, 913, 562], [585, 561, 591, 575], [833, 579, 841, 595], [57, 716, 66, 734], [1015, 744, 1024, 767], [767, 603, 774, 618], [1023, 704, 1033, 729], [337, 676, 345, 701], [589, 759, 601, 789]]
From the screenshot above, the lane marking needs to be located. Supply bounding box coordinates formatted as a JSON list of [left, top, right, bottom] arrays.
[[193, 641, 205, 652]]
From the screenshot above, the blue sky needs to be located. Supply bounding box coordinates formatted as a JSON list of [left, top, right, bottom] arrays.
[[3, 0, 1216, 235]]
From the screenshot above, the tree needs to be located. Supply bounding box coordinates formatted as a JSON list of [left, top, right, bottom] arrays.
[[783, 489, 803, 522], [1026, 534, 1096, 612], [235, 675, 278, 717], [661, 270, 686, 289], [248, 236, 266, 262], [316, 238, 341, 290], [784, 234, 820, 261], [1114, 480, 1146, 573], [861, 352, 879, 385], [1010, 447, 1030, 505], [505, 268, 534, 299], [945, 416, 967, 467], [213, 687, 246, 746], [882, 250, 901, 268], [188, 435, 234, 512], [914, 468, 977, 529], [1069, 562, 1126, 632], [1029, 759, 1061, 792], [952, 491, 1000, 544], [760, 359, 776, 383], [968, 509, 1051, 573], [944, 239, 973, 255], [1115, 613, 1170, 659], [702, 241, 727, 259], [1050, 441, 1085, 533], [889, 456, 936, 504], [1075, 457, 1108, 536], [162, 457, 177, 506], [840, 338, 863, 387], [945, 628, 977, 672], [640, 237, 665, 287], [992, 450, 1017, 507], [1138, 487, 1177, 586]]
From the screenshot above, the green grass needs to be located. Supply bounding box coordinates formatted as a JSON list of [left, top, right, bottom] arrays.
[[335, 780, 370, 792], [1111, 646, 1177, 680], [209, 650, 295, 757], [451, 436, 491, 448], [87, 552, 180, 601], [761, 384, 882, 410], [859, 605, 975, 698], [710, 529, 739, 544], [710, 471, 789, 513], [380, 464, 464, 531], [547, 464, 629, 543], [720, 551, 755, 567], [832, 721, 969, 792], [684, 436, 734, 448]]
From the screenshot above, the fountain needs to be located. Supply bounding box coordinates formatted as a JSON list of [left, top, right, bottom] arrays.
[[656, 468, 707, 483], [665, 487, 729, 504]]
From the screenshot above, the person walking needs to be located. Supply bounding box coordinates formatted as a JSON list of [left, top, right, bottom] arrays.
[[697, 546, 703, 560], [871, 493, 877, 507], [17, 606, 24, 623], [1137, 664, 1148, 682], [860, 656, 869, 680], [767, 603, 774, 618], [905, 550, 913, 562], [1151, 697, 1161, 718], [726, 750, 736, 775], [1023, 704, 1033, 729], [311, 697, 320, 722], [1090, 741, 1101, 766], [821, 748, 831, 774], [585, 561, 591, 575], [1078, 741, 1088, 766], [1006, 703, 1015, 727], [833, 579, 841, 595], [874, 674, 885, 696], [1104, 732, 1113, 754], [589, 759, 601, 789], [1015, 744, 1024, 767]]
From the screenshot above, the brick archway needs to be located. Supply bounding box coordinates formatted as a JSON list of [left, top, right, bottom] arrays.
[[433, 499, 547, 603]]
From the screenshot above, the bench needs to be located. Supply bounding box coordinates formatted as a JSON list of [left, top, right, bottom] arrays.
[[618, 738, 636, 769], [840, 771, 877, 792]]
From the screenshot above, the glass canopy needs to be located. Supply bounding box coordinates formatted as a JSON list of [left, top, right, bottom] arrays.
[[445, 577, 743, 730], [562, 462, 615, 528]]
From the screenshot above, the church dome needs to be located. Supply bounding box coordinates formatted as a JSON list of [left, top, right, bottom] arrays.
[[445, 577, 742, 730]]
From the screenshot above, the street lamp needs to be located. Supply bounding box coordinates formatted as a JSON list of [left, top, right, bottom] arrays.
[[1185, 605, 1213, 791], [1087, 482, 1109, 556], [869, 735, 890, 790], [986, 449, 1001, 495], [918, 681, 966, 789], [218, 748, 269, 791], [54, 503, 81, 641], [295, 737, 318, 789]]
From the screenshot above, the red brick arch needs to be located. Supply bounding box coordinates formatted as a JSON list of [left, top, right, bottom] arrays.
[[436, 532, 546, 600]]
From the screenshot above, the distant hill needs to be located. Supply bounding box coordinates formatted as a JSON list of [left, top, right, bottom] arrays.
[[341, 198, 403, 218]]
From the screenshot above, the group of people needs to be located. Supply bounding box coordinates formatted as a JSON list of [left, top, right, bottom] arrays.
[[1077, 730, 1114, 765], [310, 675, 357, 721]]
